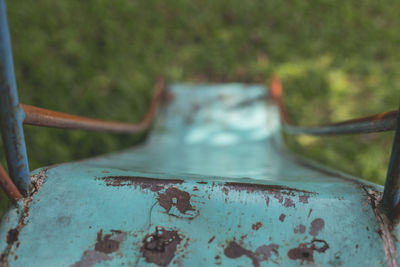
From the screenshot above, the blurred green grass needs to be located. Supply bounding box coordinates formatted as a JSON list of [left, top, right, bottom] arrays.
[[0, 0, 399, 209]]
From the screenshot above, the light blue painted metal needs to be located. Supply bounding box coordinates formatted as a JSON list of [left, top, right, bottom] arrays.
[[0, 84, 396, 266], [0, 0, 30, 194]]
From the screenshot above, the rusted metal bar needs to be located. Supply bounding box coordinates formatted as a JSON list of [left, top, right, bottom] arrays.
[[0, 0, 30, 195], [270, 75, 397, 135], [383, 105, 400, 220], [284, 111, 397, 136], [22, 77, 165, 133], [0, 162, 22, 202]]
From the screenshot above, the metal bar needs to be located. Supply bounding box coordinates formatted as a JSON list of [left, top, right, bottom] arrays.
[[0, 0, 30, 195], [0, 162, 22, 202], [269, 75, 397, 135], [283, 111, 397, 135], [383, 105, 400, 220], [22, 77, 165, 133]]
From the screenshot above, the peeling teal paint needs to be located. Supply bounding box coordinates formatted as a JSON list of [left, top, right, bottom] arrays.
[[0, 84, 396, 266]]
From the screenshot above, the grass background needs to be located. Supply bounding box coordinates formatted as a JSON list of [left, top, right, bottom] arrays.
[[0, 0, 399, 209]]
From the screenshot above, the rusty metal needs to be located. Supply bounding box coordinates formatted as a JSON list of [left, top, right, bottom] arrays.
[[0, 0, 30, 195], [383, 104, 400, 221], [270, 75, 398, 135], [22, 77, 165, 134], [0, 83, 395, 266], [364, 187, 398, 267], [271, 75, 400, 225], [0, 163, 22, 202]]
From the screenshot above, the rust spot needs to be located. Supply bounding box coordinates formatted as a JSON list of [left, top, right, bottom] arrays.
[[273, 192, 284, 203], [288, 239, 329, 263], [99, 176, 183, 192], [252, 222, 262, 230], [288, 244, 314, 263], [279, 214, 286, 222], [309, 218, 325, 236], [196, 181, 208, 184], [311, 239, 329, 253], [221, 187, 229, 196], [299, 195, 309, 204], [255, 244, 279, 261], [94, 230, 124, 254], [71, 250, 112, 267], [208, 236, 216, 244], [6, 229, 19, 246], [266, 196, 270, 206], [294, 224, 306, 234], [363, 186, 398, 267], [157, 187, 194, 214], [72, 230, 126, 267], [2, 194, 35, 264], [284, 198, 295, 208], [141, 227, 182, 266], [308, 208, 313, 218], [224, 182, 314, 209], [224, 182, 314, 195], [224, 241, 260, 267]]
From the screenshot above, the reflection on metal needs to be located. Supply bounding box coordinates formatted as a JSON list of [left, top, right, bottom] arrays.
[[270, 76, 398, 135], [22, 77, 165, 134], [383, 106, 400, 220], [0, 84, 398, 266], [0, 0, 30, 195]]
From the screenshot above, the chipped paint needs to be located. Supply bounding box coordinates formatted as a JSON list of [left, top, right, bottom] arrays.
[[288, 239, 329, 264], [157, 187, 194, 214], [100, 176, 183, 191], [94, 230, 125, 254], [224, 241, 280, 267], [309, 218, 325, 236], [0, 196, 32, 264], [141, 227, 182, 266], [364, 187, 399, 267], [71, 230, 126, 267], [30, 167, 50, 193], [71, 250, 112, 267], [0, 84, 395, 266], [208, 236, 216, 244], [251, 222, 262, 230], [294, 224, 306, 234], [255, 244, 279, 261], [224, 241, 260, 267]]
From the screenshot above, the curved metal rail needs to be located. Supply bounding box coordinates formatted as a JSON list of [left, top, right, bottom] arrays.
[[270, 75, 400, 220], [269, 76, 397, 136], [22, 77, 165, 134]]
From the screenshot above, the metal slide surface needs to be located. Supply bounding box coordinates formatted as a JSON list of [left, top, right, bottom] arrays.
[[0, 84, 394, 267]]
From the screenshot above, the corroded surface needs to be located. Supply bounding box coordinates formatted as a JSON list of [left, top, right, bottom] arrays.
[[141, 227, 182, 266], [0, 84, 395, 266]]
